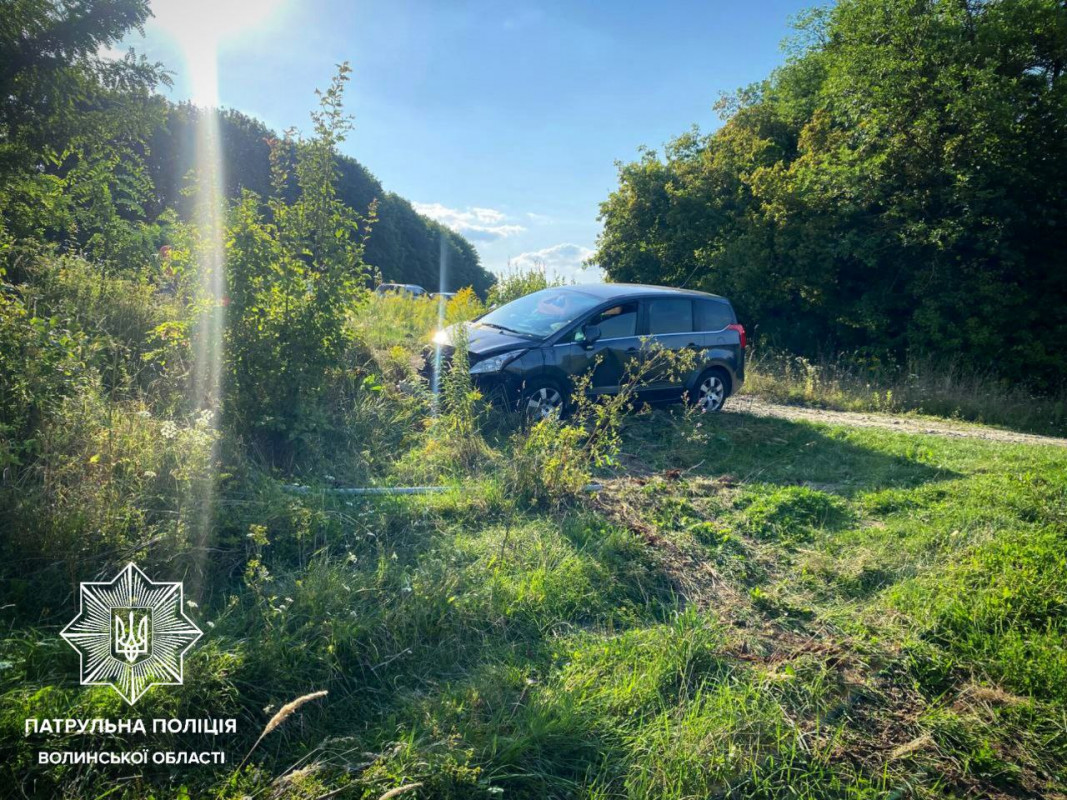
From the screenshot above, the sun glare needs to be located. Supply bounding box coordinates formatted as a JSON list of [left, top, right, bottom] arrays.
[[141, 0, 285, 565], [149, 0, 287, 105]]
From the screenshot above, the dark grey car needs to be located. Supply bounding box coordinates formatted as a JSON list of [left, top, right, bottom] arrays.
[[432, 284, 746, 418]]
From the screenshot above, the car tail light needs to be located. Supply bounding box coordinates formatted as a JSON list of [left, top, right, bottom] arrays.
[[727, 323, 746, 349]]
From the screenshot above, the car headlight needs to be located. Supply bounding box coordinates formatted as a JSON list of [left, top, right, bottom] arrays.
[[470, 350, 525, 374]]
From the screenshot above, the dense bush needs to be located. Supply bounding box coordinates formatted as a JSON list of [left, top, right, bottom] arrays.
[[486, 264, 567, 307], [222, 66, 373, 462], [596, 0, 1067, 391], [0, 281, 89, 470]]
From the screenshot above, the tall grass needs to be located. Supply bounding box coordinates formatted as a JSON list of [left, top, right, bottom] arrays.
[[745, 348, 1067, 436], [351, 287, 486, 348]]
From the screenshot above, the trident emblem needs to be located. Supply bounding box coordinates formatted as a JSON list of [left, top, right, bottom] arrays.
[[113, 609, 150, 663], [61, 564, 200, 704]]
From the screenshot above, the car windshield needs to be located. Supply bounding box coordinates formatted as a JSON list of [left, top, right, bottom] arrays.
[[478, 288, 603, 338]]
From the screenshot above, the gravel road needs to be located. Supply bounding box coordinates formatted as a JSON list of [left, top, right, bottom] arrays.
[[727, 396, 1067, 448]]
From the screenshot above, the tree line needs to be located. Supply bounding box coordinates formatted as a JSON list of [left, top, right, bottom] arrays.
[[0, 0, 493, 295], [595, 0, 1067, 391], [150, 105, 494, 295]]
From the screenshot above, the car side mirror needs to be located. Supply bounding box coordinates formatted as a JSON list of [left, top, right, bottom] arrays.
[[581, 324, 602, 347]]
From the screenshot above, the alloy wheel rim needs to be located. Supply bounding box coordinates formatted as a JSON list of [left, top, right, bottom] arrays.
[[698, 376, 725, 412], [526, 387, 563, 419]]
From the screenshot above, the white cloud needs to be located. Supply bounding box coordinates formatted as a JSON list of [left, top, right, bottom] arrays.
[[412, 202, 525, 241], [505, 243, 602, 283], [97, 44, 128, 62]]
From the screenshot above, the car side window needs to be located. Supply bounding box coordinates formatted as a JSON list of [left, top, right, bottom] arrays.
[[572, 302, 638, 341], [695, 299, 733, 331], [646, 298, 693, 335], [594, 303, 638, 339]]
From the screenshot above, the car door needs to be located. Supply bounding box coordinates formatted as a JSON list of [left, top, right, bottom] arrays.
[[640, 297, 696, 396], [549, 301, 641, 395], [694, 297, 739, 361]]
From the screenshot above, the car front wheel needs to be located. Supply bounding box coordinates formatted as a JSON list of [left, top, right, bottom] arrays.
[[521, 380, 566, 421]]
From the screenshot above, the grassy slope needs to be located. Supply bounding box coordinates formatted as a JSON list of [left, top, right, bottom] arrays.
[[8, 406, 1065, 799]]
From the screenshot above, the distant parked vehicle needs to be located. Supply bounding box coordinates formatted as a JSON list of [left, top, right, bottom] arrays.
[[431, 291, 458, 300], [376, 283, 427, 297], [431, 283, 745, 418]]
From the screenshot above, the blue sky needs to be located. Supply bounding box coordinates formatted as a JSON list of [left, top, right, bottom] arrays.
[[122, 0, 814, 281]]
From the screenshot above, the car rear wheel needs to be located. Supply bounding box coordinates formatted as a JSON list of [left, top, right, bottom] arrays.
[[521, 380, 566, 421], [693, 368, 729, 413]]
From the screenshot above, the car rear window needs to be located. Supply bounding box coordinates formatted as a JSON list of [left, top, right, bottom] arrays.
[[646, 298, 693, 335], [695, 299, 734, 331]]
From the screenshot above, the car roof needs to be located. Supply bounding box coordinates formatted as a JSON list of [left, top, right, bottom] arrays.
[[562, 283, 730, 303]]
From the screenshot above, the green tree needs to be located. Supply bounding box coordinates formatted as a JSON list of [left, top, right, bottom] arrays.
[[0, 0, 169, 267], [596, 0, 1067, 389], [224, 64, 374, 460]]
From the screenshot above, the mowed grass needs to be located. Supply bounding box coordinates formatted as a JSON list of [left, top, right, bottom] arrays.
[[3, 410, 1066, 798]]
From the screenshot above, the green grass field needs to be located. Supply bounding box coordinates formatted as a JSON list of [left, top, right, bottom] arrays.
[[4, 380, 1065, 798]]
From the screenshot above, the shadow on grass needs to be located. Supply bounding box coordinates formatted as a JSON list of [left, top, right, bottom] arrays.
[[618, 407, 960, 497]]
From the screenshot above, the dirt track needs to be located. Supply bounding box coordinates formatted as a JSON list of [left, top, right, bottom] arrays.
[[727, 395, 1067, 448]]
